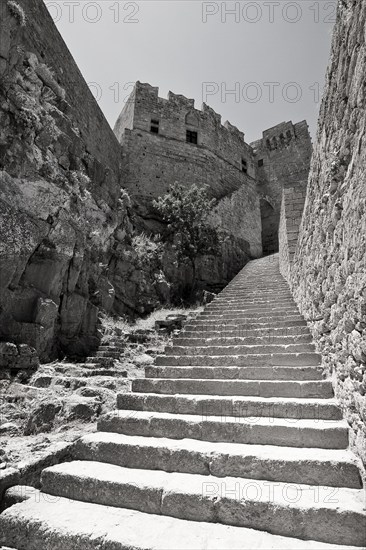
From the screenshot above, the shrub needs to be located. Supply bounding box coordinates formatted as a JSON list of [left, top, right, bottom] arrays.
[[68, 170, 90, 190], [16, 107, 41, 132], [153, 182, 221, 282], [131, 232, 163, 266]]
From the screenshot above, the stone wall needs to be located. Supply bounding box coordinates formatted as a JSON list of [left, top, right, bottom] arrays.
[[282, 0, 366, 465], [115, 81, 256, 180], [251, 120, 312, 232], [279, 187, 307, 282]]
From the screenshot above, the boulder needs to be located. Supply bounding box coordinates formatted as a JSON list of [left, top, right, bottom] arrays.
[[155, 314, 187, 333], [24, 400, 62, 435]]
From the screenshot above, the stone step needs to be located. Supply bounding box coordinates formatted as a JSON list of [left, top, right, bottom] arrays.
[[99, 410, 349, 449], [220, 292, 293, 299], [216, 292, 294, 300], [118, 392, 340, 420], [73, 431, 363, 488], [204, 305, 299, 312], [2, 496, 360, 550], [39, 461, 366, 546], [145, 365, 324, 381], [155, 352, 322, 367], [205, 308, 300, 315], [173, 335, 312, 346], [186, 319, 308, 329], [85, 357, 116, 367], [165, 343, 316, 356], [131, 378, 333, 399], [218, 296, 294, 303], [53, 364, 126, 378], [181, 326, 311, 338], [100, 342, 125, 349], [198, 314, 305, 322], [96, 350, 122, 359]]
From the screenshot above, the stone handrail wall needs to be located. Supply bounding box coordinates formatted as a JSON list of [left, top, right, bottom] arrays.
[[279, 187, 307, 282]]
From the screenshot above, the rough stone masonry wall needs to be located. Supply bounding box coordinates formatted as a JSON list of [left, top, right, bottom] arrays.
[[279, 187, 307, 282], [288, 0, 366, 465], [251, 121, 312, 216], [0, 0, 169, 361], [115, 82, 256, 180]]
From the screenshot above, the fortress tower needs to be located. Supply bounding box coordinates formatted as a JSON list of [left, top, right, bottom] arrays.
[[114, 81, 312, 263]]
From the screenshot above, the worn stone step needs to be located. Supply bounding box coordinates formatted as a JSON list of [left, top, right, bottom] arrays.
[[203, 294, 290, 300], [99, 344, 125, 351], [99, 410, 349, 449], [96, 350, 122, 359], [131, 378, 333, 399], [118, 392, 340, 420], [198, 315, 305, 324], [73, 432, 362, 488], [213, 289, 293, 296], [39, 461, 366, 547], [2, 496, 360, 550], [155, 352, 322, 367], [211, 295, 294, 302], [204, 305, 299, 312], [187, 319, 308, 329], [181, 326, 311, 338], [145, 365, 325, 380], [85, 357, 116, 367], [173, 335, 312, 347], [204, 308, 300, 316], [53, 365, 125, 378], [166, 344, 316, 356]]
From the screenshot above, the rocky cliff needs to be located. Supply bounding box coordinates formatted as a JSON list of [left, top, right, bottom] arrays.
[[284, 0, 366, 464], [0, 0, 169, 361]]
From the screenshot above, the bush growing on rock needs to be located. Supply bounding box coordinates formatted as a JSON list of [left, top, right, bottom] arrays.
[[153, 182, 222, 292]]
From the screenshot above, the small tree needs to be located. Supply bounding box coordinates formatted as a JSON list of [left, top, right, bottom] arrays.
[[153, 182, 221, 291]]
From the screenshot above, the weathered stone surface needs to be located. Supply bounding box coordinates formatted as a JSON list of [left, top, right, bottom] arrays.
[[0, 0, 175, 360], [0, 342, 39, 371], [279, 0, 366, 466], [24, 400, 62, 436], [1, 496, 359, 550], [155, 314, 187, 333]]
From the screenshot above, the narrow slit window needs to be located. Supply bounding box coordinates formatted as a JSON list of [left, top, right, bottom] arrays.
[[150, 119, 159, 134], [186, 130, 198, 144], [241, 158, 247, 173], [258, 159, 264, 167]]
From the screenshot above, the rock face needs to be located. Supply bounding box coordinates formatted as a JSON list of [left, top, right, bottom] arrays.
[[0, 0, 172, 360], [280, 0, 366, 465], [0, 0, 126, 360]]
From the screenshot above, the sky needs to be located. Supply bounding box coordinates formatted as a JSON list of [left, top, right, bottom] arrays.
[[46, 0, 336, 143]]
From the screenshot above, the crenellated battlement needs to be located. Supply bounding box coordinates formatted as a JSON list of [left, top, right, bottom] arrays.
[[114, 81, 248, 155]]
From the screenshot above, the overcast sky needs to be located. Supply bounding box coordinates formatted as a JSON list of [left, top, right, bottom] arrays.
[[47, 0, 336, 143]]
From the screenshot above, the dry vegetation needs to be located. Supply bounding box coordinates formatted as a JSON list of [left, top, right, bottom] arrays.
[[0, 306, 202, 473]]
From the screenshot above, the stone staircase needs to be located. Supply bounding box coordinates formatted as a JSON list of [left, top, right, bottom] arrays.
[[1, 255, 365, 549]]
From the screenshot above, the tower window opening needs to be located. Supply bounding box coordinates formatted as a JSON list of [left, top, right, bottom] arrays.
[[150, 119, 159, 134], [241, 158, 247, 173], [258, 159, 264, 167], [186, 130, 198, 144]]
